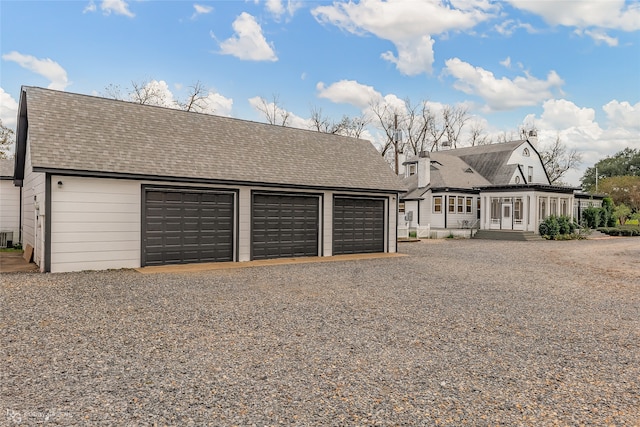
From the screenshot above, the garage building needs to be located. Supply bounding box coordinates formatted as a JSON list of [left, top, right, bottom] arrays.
[[13, 87, 404, 272]]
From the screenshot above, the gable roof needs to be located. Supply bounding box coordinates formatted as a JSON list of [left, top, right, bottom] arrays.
[[450, 140, 526, 185], [429, 152, 492, 189], [0, 159, 14, 178], [15, 87, 405, 193]]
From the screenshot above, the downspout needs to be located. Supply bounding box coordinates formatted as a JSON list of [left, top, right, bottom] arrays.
[[44, 174, 51, 273], [18, 187, 22, 244], [444, 195, 448, 229]]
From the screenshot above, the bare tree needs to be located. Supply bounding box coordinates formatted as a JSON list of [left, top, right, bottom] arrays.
[[103, 83, 124, 101], [540, 135, 583, 184], [179, 81, 208, 112], [468, 120, 491, 146], [0, 119, 15, 159], [309, 106, 345, 134], [309, 106, 370, 139], [253, 94, 290, 126], [368, 98, 404, 174], [130, 79, 168, 105], [103, 79, 216, 114], [343, 113, 369, 139], [403, 99, 432, 156], [442, 105, 470, 149], [496, 130, 518, 144]]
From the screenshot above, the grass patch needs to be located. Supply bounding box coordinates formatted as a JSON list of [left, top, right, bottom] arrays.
[[0, 247, 23, 253]]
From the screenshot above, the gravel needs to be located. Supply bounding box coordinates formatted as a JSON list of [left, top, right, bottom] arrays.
[[2, 238, 639, 426]]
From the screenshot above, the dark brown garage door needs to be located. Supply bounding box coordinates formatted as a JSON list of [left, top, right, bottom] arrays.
[[252, 193, 319, 260], [143, 188, 234, 266], [333, 197, 385, 255]]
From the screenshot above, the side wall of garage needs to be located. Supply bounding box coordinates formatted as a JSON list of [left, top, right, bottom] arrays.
[[47, 176, 398, 272], [50, 175, 141, 273]]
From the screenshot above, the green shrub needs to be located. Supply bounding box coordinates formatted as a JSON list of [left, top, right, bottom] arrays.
[[602, 197, 616, 227], [582, 207, 601, 229], [540, 215, 579, 240]]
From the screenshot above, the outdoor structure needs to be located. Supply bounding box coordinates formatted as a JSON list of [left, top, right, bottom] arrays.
[[0, 159, 21, 247], [398, 134, 579, 238], [574, 192, 604, 220], [13, 86, 405, 273]]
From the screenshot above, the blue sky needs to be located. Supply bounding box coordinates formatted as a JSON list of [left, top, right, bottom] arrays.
[[1, 0, 639, 185]]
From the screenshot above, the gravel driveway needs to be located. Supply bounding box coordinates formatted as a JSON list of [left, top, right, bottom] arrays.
[[2, 238, 639, 426]]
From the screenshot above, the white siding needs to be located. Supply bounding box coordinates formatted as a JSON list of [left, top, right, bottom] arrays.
[[387, 195, 397, 253], [442, 193, 477, 228], [50, 176, 140, 273], [237, 187, 251, 262], [322, 191, 333, 257], [507, 142, 550, 185], [0, 180, 20, 243], [21, 137, 46, 269]]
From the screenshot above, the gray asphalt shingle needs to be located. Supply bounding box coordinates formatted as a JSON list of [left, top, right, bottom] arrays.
[[23, 87, 405, 192]]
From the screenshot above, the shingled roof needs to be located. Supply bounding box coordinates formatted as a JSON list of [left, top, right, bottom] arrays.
[[15, 87, 405, 193], [450, 140, 526, 185], [429, 152, 492, 189], [0, 159, 14, 178]]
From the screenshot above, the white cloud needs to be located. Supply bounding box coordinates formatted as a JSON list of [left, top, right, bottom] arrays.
[[199, 92, 233, 116], [2, 51, 70, 91], [135, 80, 178, 108], [444, 57, 564, 111], [100, 0, 134, 17], [265, 0, 301, 20], [603, 100, 640, 131], [494, 19, 536, 36], [83, 0, 97, 14], [312, 0, 496, 75], [581, 29, 619, 47], [380, 36, 435, 76], [0, 88, 19, 129], [194, 4, 213, 15], [216, 12, 278, 61], [507, 0, 640, 31], [538, 99, 599, 131], [500, 56, 511, 68], [82, 0, 134, 17], [316, 80, 383, 109], [522, 98, 639, 186]]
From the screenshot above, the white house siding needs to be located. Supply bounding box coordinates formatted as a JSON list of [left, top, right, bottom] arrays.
[[507, 142, 549, 184], [50, 176, 141, 273], [45, 177, 397, 271], [322, 190, 333, 257], [237, 187, 251, 262], [22, 138, 46, 269], [441, 193, 477, 229], [0, 180, 20, 245], [482, 191, 535, 232]]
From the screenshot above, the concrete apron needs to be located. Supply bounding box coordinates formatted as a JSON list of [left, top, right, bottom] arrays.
[[0, 252, 39, 273], [137, 252, 407, 274]]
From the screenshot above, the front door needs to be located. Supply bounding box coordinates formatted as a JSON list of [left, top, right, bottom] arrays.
[[501, 202, 512, 230]]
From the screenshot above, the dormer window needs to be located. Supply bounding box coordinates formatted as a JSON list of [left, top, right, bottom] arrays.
[[523, 148, 530, 157], [408, 163, 417, 176]]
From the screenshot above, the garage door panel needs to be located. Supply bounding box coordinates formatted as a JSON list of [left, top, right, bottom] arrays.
[[333, 197, 385, 255], [143, 189, 234, 266], [252, 194, 319, 260]]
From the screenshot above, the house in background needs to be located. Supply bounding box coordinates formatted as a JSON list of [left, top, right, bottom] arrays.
[[398, 134, 578, 238], [0, 159, 21, 248], [14, 86, 405, 273]]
